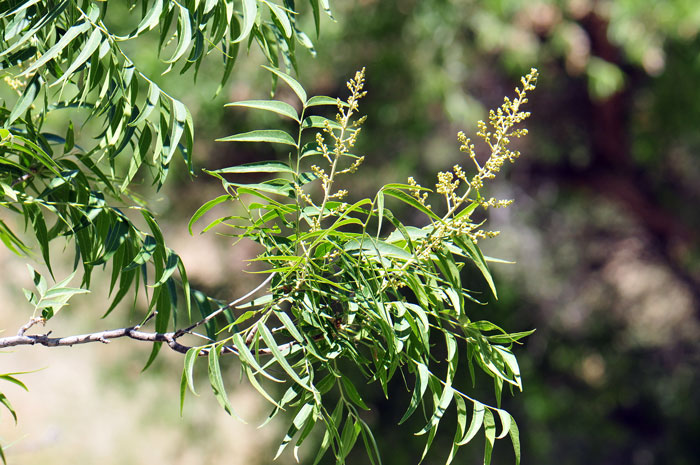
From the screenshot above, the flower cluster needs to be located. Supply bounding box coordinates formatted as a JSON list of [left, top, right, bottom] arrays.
[[407, 68, 538, 253], [305, 69, 368, 230]]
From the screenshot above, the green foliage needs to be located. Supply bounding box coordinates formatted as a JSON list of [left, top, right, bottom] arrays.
[[184, 66, 538, 464], [1, 1, 537, 464]]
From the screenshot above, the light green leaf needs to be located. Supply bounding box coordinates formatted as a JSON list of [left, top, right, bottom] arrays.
[[233, 334, 283, 383], [305, 95, 342, 107], [0, 393, 17, 424], [217, 129, 298, 147], [483, 409, 496, 465], [234, 0, 258, 43], [52, 27, 103, 87], [208, 347, 239, 418], [415, 385, 453, 436], [8, 74, 41, 125], [457, 401, 485, 445], [399, 362, 429, 424], [165, 5, 193, 63], [20, 21, 91, 77], [258, 322, 315, 393], [180, 347, 201, 415], [213, 161, 295, 174], [129, 81, 160, 127], [262, 65, 307, 104], [262, 0, 292, 38], [130, 0, 164, 37], [301, 115, 342, 130], [274, 402, 315, 459], [494, 407, 512, 440], [226, 100, 299, 121]]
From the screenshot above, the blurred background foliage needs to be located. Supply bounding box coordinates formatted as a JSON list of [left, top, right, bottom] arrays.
[[2, 0, 699, 464]]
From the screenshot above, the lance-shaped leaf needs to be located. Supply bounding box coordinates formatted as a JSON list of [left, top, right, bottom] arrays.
[[217, 129, 298, 147], [51, 27, 103, 87], [20, 20, 91, 77], [7, 74, 42, 125], [188, 194, 230, 235], [258, 322, 316, 393], [457, 400, 485, 445], [208, 347, 242, 420], [213, 161, 295, 175], [399, 362, 429, 424], [225, 100, 299, 121], [234, 0, 257, 43], [262, 65, 307, 104]]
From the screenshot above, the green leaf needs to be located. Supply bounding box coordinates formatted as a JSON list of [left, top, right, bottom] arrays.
[[165, 5, 193, 63], [494, 407, 512, 440], [7, 74, 41, 126], [20, 20, 91, 77], [447, 395, 467, 465], [309, 0, 321, 37], [183, 347, 201, 396], [382, 187, 442, 222], [457, 401, 485, 445], [129, 0, 164, 37], [258, 322, 316, 393], [415, 385, 453, 436], [217, 129, 298, 147], [339, 416, 362, 461], [64, 121, 74, 153], [274, 310, 304, 343], [213, 161, 295, 174], [124, 235, 158, 271], [262, 0, 292, 38], [340, 375, 370, 410], [180, 346, 202, 415], [509, 415, 521, 465], [262, 65, 307, 104], [483, 409, 496, 465], [208, 346, 238, 418], [51, 27, 103, 87], [233, 334, 283, 383], [305, 95, 340, 107], [399, 362, 429, 424], [301, 115, 342, 130], [0, 374, 29, 391], [166, 97, 189, 164], [358, 418, 382, 465], [453, 235, 497, 299], [274, 402, 316, 459], [188, 195, 230, 235], [234, 0, 258, 43], [225, 100, 299, 121], [130, 81, 160, 127], [0, 393, 17, 424]]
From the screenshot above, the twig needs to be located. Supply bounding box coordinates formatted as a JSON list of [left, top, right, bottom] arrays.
[[175, 272, 275, 338], [17, 317, 44, 337]]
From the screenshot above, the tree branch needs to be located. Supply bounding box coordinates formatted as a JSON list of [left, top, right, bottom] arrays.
[[0, 274, 290, 356]]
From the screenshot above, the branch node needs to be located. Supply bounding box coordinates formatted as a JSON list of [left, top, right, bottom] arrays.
[[17, 317, 46, 336]]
